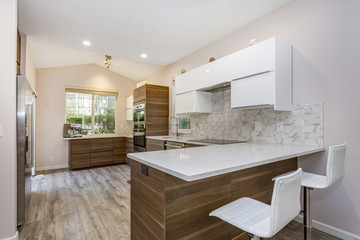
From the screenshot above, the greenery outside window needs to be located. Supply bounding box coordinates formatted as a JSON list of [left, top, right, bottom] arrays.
[[65, 88, 117, 135]]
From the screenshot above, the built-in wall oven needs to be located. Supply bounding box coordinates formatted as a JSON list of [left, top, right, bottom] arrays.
[[133, 103, 146, 152]]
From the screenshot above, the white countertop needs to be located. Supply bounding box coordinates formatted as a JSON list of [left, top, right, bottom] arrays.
[[64, 135, 132, 140], [128, 143, 325, 182]]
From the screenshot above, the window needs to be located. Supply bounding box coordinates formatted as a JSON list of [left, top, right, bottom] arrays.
[[65, 88, 117, 135]]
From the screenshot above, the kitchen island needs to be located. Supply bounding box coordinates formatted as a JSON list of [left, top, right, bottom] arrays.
[[128, 143, 324, 240]]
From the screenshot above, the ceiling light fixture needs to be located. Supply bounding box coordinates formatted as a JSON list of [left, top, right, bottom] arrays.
[[104, 55, 112, 70], [140, 53, 148, 58], [82, 40, 91, 46]]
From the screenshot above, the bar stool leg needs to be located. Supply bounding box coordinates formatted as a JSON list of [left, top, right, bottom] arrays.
[[303, 187, 313, 240]]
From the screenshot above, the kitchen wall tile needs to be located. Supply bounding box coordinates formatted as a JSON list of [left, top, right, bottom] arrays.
[[174, 89, 323, 147]]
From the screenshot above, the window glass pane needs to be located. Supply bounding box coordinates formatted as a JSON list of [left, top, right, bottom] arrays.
[[94, 95, 116, 134], [65, 92, 92, 135]]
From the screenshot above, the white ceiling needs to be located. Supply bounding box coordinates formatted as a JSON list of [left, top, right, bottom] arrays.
[[19, 0, 292, 81], [27, 37, 163, 81]]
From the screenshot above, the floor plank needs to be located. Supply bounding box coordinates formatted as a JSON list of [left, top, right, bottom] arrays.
[[19, 164, 340, 240]]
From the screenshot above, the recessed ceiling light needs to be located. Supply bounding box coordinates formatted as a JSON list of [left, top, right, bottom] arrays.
[[205, 69, 211, 72], [140, 53, 148, 58], [82, 40, 91, 46]]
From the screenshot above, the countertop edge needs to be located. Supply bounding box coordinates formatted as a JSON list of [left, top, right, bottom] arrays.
[[64, 135, 133, 140], [128, 145, 325, 182]]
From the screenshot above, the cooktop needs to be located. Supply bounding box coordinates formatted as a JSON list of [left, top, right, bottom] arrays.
[[190, 139, 247, 145]]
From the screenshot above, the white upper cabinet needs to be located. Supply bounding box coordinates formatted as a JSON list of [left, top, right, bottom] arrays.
[[175, 91, 212, 114], [175, 57, 230, 94], [125, 95, 133, 109], [175, 37, 292, 112], [125, 95, 133, 121]]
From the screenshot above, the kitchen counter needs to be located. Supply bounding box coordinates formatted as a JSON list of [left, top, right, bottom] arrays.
[[64, 135, 132, 140], [130, 142, 324, 239], [128, 142, 325, 181]]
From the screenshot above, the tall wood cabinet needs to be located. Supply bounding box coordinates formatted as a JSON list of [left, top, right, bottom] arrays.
[[133, 84, 169, 141]]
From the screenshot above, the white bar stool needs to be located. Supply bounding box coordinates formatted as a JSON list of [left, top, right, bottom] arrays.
[[302, 143, 346, 240], [209, 168, 303, 240]]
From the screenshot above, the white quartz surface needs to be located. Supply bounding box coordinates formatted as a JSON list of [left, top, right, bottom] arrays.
[[128, 143, 325, 182], [64, 135, 132, 140]]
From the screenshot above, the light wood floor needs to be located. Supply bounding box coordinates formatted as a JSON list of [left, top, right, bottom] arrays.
[[20, 165, 340, 240]]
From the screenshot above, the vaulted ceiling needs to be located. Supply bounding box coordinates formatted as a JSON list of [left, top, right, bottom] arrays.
[[19, 0, 292, 81]]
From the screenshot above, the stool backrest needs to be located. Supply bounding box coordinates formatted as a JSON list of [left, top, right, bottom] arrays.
[[270, 168, 302, 236], [326, 143, 346, 187]]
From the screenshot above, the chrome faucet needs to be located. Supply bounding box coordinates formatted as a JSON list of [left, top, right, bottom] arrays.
[[169, 116, 180, 137]]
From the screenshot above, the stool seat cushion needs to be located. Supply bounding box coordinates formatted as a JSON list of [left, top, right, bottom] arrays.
[[301, 172, 328, 189], [209, 197, 272, 238]]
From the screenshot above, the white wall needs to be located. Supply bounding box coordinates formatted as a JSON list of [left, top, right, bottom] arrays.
[[142, 0, 360, 236], [0, 0, 18, 239], [36, 64, 136, 169]]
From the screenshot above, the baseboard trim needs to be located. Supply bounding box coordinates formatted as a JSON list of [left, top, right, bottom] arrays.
[[295, 213, 360, 240], [1, 231, 18, 240], [36, 164, 69, 171]]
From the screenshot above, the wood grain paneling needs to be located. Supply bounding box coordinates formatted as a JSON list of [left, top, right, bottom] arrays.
[[71, 140, 91, 154], [125, 137, 134, 164], [70, 153, 90, 169], [114, 138, 125, 154], [133, 86, 146, 103], [114, 153, 126, 163], [91, 151, 113, 166], [91, 138, 114, 152], [131, 158, 298, 240], [146, 138, 165, 152]]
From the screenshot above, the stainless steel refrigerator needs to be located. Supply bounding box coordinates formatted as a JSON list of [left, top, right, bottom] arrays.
[[17, 75, 35, 228]]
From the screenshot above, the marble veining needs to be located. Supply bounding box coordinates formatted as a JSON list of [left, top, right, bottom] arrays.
[[175, 89, 323, 147]]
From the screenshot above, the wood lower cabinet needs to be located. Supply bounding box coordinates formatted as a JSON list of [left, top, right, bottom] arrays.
[[69, 137, 128, 169], [91, 151, 114, 166], [114, 138, 126, 163], [70, 153, 90, 169], [125, 137, 134, 164], [184, 143, 203, 148], [131, 158, 297, 240], [146, 138, 165, 152]]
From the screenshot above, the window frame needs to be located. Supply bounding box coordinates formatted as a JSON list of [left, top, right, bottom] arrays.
[[65, 87, 118, 136]]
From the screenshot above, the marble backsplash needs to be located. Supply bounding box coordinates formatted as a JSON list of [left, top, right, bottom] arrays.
[[174, 89, 323, 147], [117, 120, 133, 136]]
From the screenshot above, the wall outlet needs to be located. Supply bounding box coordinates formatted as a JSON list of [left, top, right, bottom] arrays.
[[255, 122, 262, 131], [50, 156, 54, 162], [276, 122, 284, 132]]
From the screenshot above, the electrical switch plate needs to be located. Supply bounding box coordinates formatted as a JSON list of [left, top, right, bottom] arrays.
[[0, 124, 3, 137], [255, 122, 262, 131], [276, 122, 283, 132]]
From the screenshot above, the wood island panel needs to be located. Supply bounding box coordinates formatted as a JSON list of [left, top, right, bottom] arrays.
[[131, 157, 297, 240]]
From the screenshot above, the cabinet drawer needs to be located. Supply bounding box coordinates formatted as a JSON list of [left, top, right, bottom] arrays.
[[114, 138, 125, 154], [71, 139, 91, 154], [114, 153, 126, 163], [70, 153, 90, 169], [91, 138, 114, 152], [91, 151, 114, 166]]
